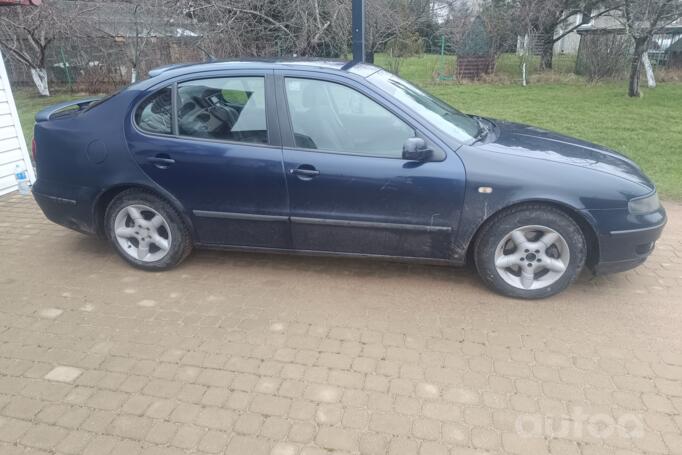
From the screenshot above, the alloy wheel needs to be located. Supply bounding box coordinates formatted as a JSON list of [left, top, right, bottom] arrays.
[[113, 204, 172, 262], [493, 225, 570, 290]]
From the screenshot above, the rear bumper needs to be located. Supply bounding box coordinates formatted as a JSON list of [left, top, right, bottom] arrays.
[[592, 219, 666, 275], [32, 181, 97, 235]]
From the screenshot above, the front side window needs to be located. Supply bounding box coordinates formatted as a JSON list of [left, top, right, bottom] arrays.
[[177, 77, 267, 144], [284, 78, 415, 158], [135, 87, 172, 135]]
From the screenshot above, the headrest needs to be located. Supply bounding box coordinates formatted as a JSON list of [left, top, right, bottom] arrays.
[[151, 90, 171, 114], [301, 82, 324, 109]]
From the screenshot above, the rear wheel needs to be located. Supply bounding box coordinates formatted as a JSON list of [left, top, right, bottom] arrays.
[[474, 205, 586, 299], [105, 190, 192, 270]]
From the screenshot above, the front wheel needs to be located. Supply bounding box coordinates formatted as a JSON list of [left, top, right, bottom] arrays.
[[105, 190, 192, 270], [474, 205, 586, 299]]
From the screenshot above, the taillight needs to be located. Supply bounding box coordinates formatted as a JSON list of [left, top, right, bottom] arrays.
[[32, 138, 36, 163]]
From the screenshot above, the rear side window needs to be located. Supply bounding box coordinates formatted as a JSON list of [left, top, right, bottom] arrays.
[[135, 87, 172, 135], [176, 77, 267, 144]]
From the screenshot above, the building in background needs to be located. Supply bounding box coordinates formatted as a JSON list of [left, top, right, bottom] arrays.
[[0, 0, 37, 195], [577, 16, 682, 68]]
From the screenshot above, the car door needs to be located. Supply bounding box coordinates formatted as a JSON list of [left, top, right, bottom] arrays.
[[276, 72, 466, 260], [128, 71, 289, 248]]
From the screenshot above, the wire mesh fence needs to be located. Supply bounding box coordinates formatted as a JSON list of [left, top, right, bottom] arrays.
[[4, 36, 204, 93], [3, 24, 681, 94], [376, 26, 682, 87], [371, 34, 580, 86]]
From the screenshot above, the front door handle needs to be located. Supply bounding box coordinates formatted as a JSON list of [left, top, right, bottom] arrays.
[[290, 166, 320, 180], [147, 154, 175, 169]]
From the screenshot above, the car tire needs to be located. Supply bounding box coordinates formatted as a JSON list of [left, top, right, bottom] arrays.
[[474, 204, 586, 299], [105, 189, 192, 270]]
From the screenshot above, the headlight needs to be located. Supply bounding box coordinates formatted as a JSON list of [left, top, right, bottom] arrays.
[[628, 192, 660, 215]]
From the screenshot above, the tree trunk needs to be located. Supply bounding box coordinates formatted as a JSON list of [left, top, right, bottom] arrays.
[[628, 37, 648, 97], [131, 67, 138, 83], [520, 34, 530, 86], [30, 68, 50, 97], [642, 52, 656, 88], [540, 36, 554, 70]]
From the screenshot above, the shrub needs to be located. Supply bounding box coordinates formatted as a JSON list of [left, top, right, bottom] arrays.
[[75, 64, 128, 94], [576, 34, 630, 81]]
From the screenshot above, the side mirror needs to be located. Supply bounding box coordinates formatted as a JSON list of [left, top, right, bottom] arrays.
[[402, 137, 433, 162]]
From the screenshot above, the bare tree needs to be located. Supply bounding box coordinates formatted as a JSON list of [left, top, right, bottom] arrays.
[[366, 0, 432, 63], [0, 0, 440, 94], [536, 0, 619, 70], [479, 0, 544, 84], [180, 0, 434, 62], [181, 0, 352, 58], [0, 0, 90, 96], [517, 0, 545, 85], [88, 0, 188, 83], [478, 0, 518, 60], [617, 0, 681, 96]]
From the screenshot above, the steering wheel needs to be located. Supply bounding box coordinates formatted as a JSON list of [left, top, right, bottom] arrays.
[[179, 104, 212, 135], [179, 101, 238, 137]]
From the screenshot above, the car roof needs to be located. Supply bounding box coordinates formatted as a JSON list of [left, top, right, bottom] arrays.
[[146, 59, 383, 80]]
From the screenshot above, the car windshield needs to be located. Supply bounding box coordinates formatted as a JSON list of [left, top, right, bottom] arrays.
[[367, 70, 480, 142]]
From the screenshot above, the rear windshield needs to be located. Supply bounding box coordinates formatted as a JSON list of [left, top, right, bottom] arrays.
[[85, 78, 149, 111], [83, 90, 122, 111]]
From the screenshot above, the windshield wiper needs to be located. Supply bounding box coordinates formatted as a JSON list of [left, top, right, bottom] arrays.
[[471, 116, 490, 144]]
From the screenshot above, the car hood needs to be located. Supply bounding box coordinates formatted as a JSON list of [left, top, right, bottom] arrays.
[[477, 119, 654, 191]]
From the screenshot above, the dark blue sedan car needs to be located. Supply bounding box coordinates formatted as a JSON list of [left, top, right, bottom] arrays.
[[32, 60, 666, 299]]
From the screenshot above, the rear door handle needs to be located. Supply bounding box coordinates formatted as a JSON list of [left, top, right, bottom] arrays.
[[290, 166, 320, 179], [147, 155, 175, 168]]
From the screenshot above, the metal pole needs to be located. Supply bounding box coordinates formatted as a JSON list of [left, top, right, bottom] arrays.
[[59, 47, 72, 92], [352, 0, 365, 63], [438, 35, 445, 79]]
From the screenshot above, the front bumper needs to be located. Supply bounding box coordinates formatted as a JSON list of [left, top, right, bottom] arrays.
[[592, 218, 666, 275]]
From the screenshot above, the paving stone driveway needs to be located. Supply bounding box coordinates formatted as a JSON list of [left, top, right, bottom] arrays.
[[1, 193, 682, 455]]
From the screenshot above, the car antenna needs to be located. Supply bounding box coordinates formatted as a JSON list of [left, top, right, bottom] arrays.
[[341, 60, 358, 70], [195, 43, 216, 62]]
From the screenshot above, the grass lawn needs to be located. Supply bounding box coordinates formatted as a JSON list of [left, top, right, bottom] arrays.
[[13, 66, 682, 199], [14, 89, 87, 151], [425, 82, 682, 200], [373, 52, 578, 85]]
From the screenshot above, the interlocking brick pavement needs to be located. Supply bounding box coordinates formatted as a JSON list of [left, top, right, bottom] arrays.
[[1, 192, 682, 455]]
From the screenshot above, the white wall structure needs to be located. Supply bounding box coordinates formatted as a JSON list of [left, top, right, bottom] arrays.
[[551, 13, 586, 55], [0, 50, 36, 196]]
